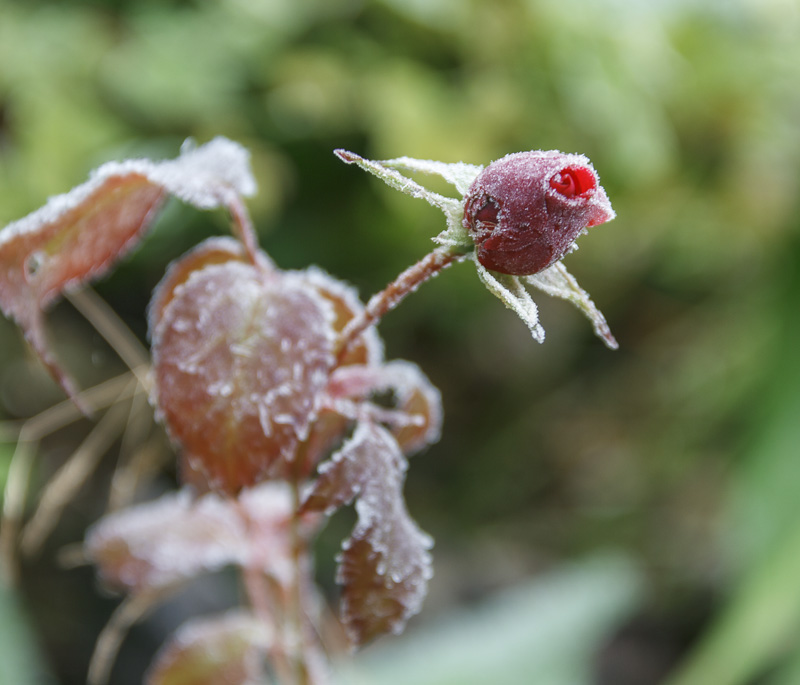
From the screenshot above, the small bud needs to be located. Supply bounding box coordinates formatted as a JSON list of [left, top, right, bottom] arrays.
[[463, 151, 615, 275]]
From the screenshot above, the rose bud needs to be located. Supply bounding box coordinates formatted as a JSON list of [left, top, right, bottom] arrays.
[[462, 151, 615, 275]]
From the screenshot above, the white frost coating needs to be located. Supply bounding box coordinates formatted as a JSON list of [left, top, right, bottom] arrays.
[[308, 421, 433, 641], [326, 360, 443, 453], [475, 260, 545, 343], [85, 489, 249, 592], [113, 136, 257, 210], [0, 137, 256, 249], [525, 261, 618, 349], [382, 156, 483, 196]]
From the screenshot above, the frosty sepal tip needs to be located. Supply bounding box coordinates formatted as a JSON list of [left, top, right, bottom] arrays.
[[334, 149, 479, 251]]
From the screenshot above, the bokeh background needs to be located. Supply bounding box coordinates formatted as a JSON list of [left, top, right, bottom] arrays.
[[1, 0, 799, 683]]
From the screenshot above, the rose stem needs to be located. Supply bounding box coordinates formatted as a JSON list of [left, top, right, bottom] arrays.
[[335, 245, 465, 364]]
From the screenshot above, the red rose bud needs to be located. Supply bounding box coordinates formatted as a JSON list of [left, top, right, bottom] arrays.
[[463, 151, 615, 275]]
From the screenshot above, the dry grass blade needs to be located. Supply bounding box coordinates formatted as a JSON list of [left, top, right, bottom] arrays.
[[0, 439, 38, 584], [87, 589, 172, 685], [0, 370, 139, 443], [20, 378, 139, 557], [66, 287, 151, 387], [107, 395, 165, 512]]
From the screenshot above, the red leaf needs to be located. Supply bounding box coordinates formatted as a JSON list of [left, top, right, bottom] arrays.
[[326, 361, 442, 455], [302, 422, 432, 645], [147, 236, 252, 336], [145, 611, 270, 685], [0, 137, 256, 401], [151, 259, 336, 494]]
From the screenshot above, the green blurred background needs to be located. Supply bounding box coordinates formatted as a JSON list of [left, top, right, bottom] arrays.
[[1, 0, 799, 683]]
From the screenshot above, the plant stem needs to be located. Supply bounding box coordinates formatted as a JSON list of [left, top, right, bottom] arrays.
[[288, 478, 311, 685], [335, 245, 465, 364]]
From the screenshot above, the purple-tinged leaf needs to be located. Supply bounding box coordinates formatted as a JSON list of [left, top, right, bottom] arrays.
[[85, 483, 298, 595], [302, 422, 433, 645], [151, 259, 336, 494], [145, 611, 270, 685], [0, 137, 256, 401], [85, 489, 247, 594], [327, 361, 442, 455]]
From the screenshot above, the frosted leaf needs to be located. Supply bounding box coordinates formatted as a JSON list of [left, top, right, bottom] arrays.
[[148, 237, 253, 338], [334, 150, 455, 214], [142, 137, 257, 210], [302, 422, 432, 645], [474, 261, 545, 343], [85, 489, 247, 594], [380, 156, 483, 196], [145, 611, 271, 685], [0, 136, 256, 401], [298, 266, 384, 367], [326, 361, 442, 455], [151, 258, 336, 494], [525, 261, 618, 349]]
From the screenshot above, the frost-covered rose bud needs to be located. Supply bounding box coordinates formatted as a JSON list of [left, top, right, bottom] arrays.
[[462, 151, 615, 275]]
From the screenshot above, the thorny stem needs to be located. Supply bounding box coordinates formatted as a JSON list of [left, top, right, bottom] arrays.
[[335, 245, 466, 364]]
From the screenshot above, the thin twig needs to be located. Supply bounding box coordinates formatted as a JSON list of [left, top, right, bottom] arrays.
[[0, 370, 140, 443], [335, 246, 464, 364], [65, 288, 151, 389], [87, 590, 170, 685]]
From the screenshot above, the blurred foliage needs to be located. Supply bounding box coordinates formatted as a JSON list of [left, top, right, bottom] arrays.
[[1, 0, 800, 683]]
